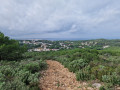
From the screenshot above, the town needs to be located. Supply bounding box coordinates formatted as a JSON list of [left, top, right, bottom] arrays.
[[19, 39, 111, 52]]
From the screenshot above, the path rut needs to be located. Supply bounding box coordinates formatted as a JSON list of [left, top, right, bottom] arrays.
[[39, 60, 97, 90]]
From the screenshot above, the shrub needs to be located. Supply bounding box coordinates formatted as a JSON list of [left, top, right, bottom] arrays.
[[0, 66, 16, 82], [39, 60, 47, 70], [0, 32, 27, 61], [99, 86, 106, 90], [0, 59, 47, 90], [102, 72, 120, 85], [4, 79, 29, 90], [28, 72, 40, 87], [16, 70, 30, 84], [24, 62, 40, 73], [75, 65, 96, 81], [23, 60, 47, 73], [115, 65, 120, 75], [76, 70, 91, 81], [91, 65, 114, 80], [56, 56, 70, 68], [68, 59, 88, 72]]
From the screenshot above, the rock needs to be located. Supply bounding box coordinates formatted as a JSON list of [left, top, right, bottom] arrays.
[[92, 83, 102, 88], [87, 87, 93, 90], [83, 82, 87, 86], [116, 87, 120, 90]]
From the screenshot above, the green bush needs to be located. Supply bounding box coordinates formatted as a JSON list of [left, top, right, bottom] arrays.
[[99, 83, 115, 90], [76, 70, 91, 81], [91, 65, 114, 80], [16, 70, 30, 83], [24, 62, 40, 73], [23, 60, 47, 73], [3, 79, 29, 90], [39, 60, 47, 70], [75, 65, 95, 81], [0, 58, 47, 90], [56, 56, 70, 68], [68, 59, 88, 72], [0, 32, 27, 61], [99, 86, 106, 90], [28, 73, 40, 87], [115, 65, 120, 75], [102, 72, 120, 85]]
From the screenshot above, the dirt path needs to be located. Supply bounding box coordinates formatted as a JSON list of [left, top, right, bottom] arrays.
[[39, 60, 98, 90]]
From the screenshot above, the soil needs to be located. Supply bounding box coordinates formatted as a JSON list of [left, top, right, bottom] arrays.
[[39, 60, 98, 90]]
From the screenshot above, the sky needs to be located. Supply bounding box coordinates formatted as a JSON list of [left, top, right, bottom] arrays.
[[0, 0, 120, 39]]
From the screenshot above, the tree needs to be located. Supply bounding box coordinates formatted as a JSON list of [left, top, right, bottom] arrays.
[[0, 32, 27, 60]]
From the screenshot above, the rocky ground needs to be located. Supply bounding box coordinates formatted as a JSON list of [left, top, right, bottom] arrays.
[[39, 60, 98, 90]]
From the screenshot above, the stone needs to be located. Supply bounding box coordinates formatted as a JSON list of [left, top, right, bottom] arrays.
[[92, 83, 102, 88], [116, 87, 120, 90]]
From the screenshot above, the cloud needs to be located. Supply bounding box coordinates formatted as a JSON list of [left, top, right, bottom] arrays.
[[0, 0, 120, 39]]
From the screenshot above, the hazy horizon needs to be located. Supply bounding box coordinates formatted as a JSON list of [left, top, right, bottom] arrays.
[[14, 37, 120, 41]]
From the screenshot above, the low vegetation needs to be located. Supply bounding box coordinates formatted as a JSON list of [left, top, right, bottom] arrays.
[[0, 32, 47, 90], [24, 48, 120, 89], [0, 59, 47, 90], [0, 32, 120, 90]]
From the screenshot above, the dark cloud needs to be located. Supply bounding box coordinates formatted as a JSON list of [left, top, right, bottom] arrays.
[[0, 0, 120, 39]]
